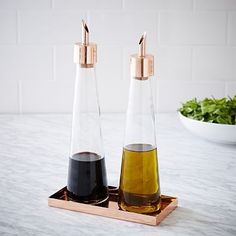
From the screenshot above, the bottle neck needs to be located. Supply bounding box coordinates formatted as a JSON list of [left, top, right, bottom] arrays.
[[124, 76, 156, 148], [76, 65, 96, 81], [127, 76, 155, 114], [74, 65, 99, 113]]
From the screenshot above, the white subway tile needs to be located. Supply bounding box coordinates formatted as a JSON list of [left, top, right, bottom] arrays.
[[97, 45, 125, 112], [157, 46, 192, 80], [123, 45, 135, 82], [160, 12, 226, 45], [53, 0, 122, 10], [0, 11, 16, 43], [0, 81, 18, 113], [156, 80, 225, 112], [98, 75, 129, 113], [194, 0, 236, 10], [225, 82, 236, 96], [21, 80, 74, 112], [193, 47, 236, 81], [0, 0, 51, 9], [0, 46, 53, 81], [54, 45, 75, 81], [228, 12, 236, 45], [18, 11, 86, 44], [124, 0, 192, 10], [97, 45, 123, 83], [89, 11, 158, 46]]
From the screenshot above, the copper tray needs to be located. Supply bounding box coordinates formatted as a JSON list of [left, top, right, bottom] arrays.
[[48, 186, 178, 226]]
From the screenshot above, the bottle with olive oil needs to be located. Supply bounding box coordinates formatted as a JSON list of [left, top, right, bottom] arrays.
[[118, 33, 161, 214]]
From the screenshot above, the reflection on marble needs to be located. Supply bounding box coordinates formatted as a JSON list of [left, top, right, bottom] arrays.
[[0, 113, 235, 236]]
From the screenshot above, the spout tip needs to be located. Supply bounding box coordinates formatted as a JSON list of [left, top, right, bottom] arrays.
[[82, 19, 89, 33], [138, 32, 146, 57], [139, 32, 146, 45], [81, 19, 89, 44]]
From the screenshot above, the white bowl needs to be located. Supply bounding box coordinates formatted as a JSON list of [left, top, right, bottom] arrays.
[[179, 112, 236, 144]]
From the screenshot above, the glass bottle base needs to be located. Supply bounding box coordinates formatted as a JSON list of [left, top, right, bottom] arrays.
[[67, 191, 109, 207], [118, 144, 161, 214], [67, 152, 108, 207], [118, 190, 161, 214]]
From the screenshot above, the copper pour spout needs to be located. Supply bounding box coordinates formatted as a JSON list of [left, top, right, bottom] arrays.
[[138, 32, 146, 57], [74, 19, 97, 67], [130, 32, 154, 79], [82, 19, 89, 45]]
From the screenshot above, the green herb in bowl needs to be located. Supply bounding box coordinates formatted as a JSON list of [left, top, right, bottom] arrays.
[[178, 96, 236, 125]]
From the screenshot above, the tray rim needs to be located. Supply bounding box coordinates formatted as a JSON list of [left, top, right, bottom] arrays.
[[48, 186, 178, 226]]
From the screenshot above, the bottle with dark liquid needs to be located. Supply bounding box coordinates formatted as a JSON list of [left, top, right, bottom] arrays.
[[67, 20, 108, 206], [118, 33, 161, 214]]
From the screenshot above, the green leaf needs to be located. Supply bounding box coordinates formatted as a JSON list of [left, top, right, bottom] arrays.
[[178, 96, 236, 125]]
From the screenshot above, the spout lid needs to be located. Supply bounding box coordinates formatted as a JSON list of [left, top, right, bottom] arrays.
[[130, 32, 154, 79], [74, 20, 97, 67]]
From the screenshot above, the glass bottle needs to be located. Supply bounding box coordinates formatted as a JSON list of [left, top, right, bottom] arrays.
[[67, 20, 108, 206], [118, 33, 161, 214]]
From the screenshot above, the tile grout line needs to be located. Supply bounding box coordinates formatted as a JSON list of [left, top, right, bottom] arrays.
[[18, 81, 22, 114], [121, 0, 125, 10], [51, 0, 54, 9], [190, 46, 194, 81], [225, 82, 227, 97], [192, 0, 196, 12], [225, 12, 230, 45], [52, 45, 56, 81], [16, 10, 19, 44], [156, 43, 229, 47], [122, 47, 126, 82], [157, 11, 161, 47]]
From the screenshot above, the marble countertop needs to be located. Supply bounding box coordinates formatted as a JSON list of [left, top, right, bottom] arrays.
[[0, 113, 235, 236]]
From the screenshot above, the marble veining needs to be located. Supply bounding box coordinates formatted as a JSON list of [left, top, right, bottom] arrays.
[[0, 113, 235, 236]]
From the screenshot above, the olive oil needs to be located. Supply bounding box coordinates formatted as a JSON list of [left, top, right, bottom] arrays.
[[118, 144, 161, 213]]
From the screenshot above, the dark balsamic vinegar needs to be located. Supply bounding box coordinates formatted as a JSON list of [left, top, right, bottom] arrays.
[[67, 152, 108, 205]]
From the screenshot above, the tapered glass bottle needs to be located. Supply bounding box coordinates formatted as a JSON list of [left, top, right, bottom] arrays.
[[118, 33, 161, 214], [67, 20, 108, 206]]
